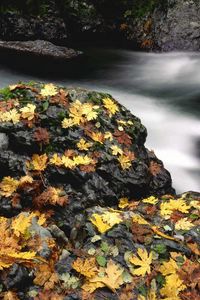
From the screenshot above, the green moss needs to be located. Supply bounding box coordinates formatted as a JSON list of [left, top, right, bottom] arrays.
[[0, 87, 14, 100]]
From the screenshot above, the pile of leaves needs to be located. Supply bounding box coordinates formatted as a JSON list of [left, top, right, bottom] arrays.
[[0, 82, 199, 299]]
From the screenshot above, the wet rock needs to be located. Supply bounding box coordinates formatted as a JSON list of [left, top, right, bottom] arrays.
[[0, 40, 82, 61]]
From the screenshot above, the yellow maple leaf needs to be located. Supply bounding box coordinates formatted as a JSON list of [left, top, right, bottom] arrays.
[[118, 154, 132, 170], [0, 176, 19, 197], [90, 214, 111, 233], [104, 131, 113, 141], [77, 139, 93, 151], [175, 217, 195, 231], [49, 153, 63, 166], [40, 83, 57, 97], [82, 281, 105, 293], [190, 200, 200, 210], [103, 98, 119, 116], [159, 258, 178, 276], [19, 175, 33, 185], [11, 213, 33, 237], [129, 248, 153, 276], [132, 214, 149, 225], [61, 117, 76, 129], [61, 155, 76, 169], [118, 197, 129, 209], [20, 103, 36, 120], [8, 251, 36, 260], [0, 109, 21, 124], [73, 155, 94, 166], [90, 132, 104, 144], [101, 211, 122, 227], [87, 260, 124, 293], [27, 154, 48, 171], [160, 198, 191, 218], [110, 145, 123, 156], [82, 103, 99, 121], [142, 196, 158, 205], [72, 257, 98, 278], [160, 273, 186, 300]]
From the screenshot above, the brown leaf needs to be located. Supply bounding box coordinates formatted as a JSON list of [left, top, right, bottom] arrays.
[[114, 130, 132, 146], [34, 127, 50, 145], [178, 259, 200, 289], [180, 289, 200, 300], [50, 89, 69, 108], [131, 222, 152, 243], [80, 164, 96, 173], [149, 161, 162, 176]]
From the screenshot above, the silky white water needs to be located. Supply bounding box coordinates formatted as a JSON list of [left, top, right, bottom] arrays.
[[0, 49, 199, 192]]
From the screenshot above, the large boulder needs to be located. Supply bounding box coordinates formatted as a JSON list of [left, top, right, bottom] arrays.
[[0, 82, 174, 214], [0, 82, 199, 299]]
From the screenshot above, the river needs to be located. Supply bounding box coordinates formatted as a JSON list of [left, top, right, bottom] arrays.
[[0, 48, 199, 193]]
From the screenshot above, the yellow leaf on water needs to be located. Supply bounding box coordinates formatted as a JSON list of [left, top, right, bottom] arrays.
[[40, 83, 57, 97], [129, 248, 152, 276]]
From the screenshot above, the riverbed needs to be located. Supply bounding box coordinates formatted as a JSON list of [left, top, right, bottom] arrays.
[[0, 48, 199, 192]]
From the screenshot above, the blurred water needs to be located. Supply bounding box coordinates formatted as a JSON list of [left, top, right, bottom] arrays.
[[0, 49, 199, 192]]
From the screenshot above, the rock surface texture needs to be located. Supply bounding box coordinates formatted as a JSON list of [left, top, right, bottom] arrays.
[[129, 0, 200, 51], [0, 83, 199, 300], [0, 40, 82, 61]]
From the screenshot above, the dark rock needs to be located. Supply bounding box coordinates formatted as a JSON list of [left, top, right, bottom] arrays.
[[0, 40, 82, 61]]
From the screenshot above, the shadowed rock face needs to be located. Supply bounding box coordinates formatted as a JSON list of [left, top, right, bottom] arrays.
[[0, 40, 82, 60]]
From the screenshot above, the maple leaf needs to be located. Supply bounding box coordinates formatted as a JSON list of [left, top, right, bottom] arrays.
[[27, 154, 48, 171], [34, 187, 68, 207], [34, 127, 50, 145], [0, 176, 19, 197], [129, 248, 153, 276], [101, 211, 122, 227], [104, 131, 113, 141], [82, 102, 99, 121], [132, 214, 149, 225], [131, 222, 152, 243], [73, 155, 94, 166], [160, 198, 191, 218], [0, 109, 21, 124], [86, 260, 124, 293], [61, 155, 76, 169], [90, 214, 111, 233], [90, 132, 105, 144], [82, 281, 105, 293], [118, 197, 129, 209], [103, 97, 119, 116], [72, 257, 98, 278], [34, 263, 59, 290], [159, 258, 178, 276], [142, 196, 158, 205], [40, 83, 58, 97], [175, 217, 195, 231], [3, 291, 20, 300], [178, 259, 200, 289], [160, 273, 186, 300], [149, 161, 162, 176], [49, 153, 63, 166], [110, 145, 123, 156], [80, 164, 96, 173], [114, 130, 132, 146], [62, 117, 76, 129], [50, 89, 69, 107], [77, 138, 93, 151], [20, 103, 36, 120], [11, 213, 33, 237]]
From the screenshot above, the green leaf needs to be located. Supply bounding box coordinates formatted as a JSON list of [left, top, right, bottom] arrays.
[[100, 241, 109, 253], [42, 101, 49, 111], [96, 255, 107, 267], [153, 244, 167, 254]]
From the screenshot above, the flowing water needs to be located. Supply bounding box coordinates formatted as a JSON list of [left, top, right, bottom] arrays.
[[0, 48, 199, 193]]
